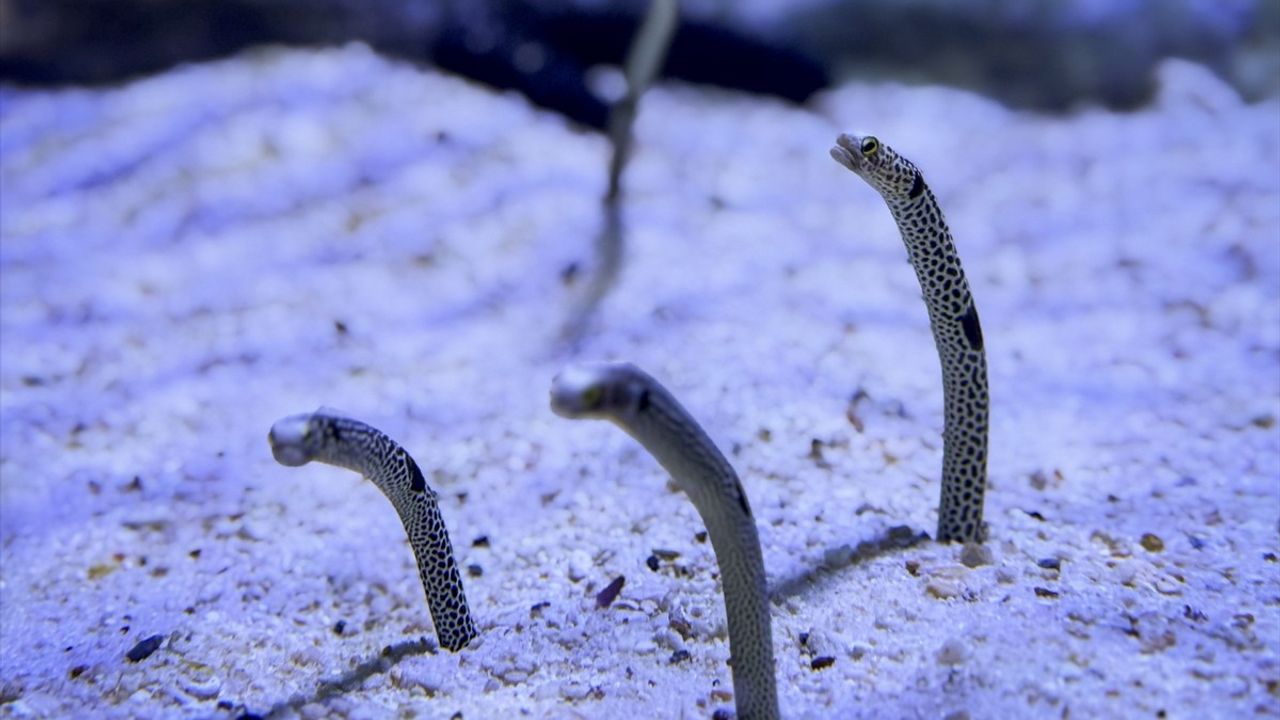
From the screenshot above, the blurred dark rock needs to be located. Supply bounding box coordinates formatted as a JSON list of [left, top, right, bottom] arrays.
[[1, 0, 1276, 125], [785, 0, 1279, 109], [0, 0, 826, 129]]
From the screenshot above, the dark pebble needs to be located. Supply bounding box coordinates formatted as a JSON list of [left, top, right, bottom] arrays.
[[694, 531, 707, 543], [1037, 558, 1061, 570], [125, 634, 164, 662], [471, 535, 490, 548], [811, 656, 836, 670], [333, 620, 346, 635], [1033, 587, 1060, 599], [669, 649, 690, 664], [1187, 535, 1206, 550], [713, 710, 733, 720], [68, 665, 87, 679], [645, 555, 660, 572], [236, 714, 264, 720], [467, 564, 483, 577], [595, 575, 625, 608], [886, 525, 919, 547]]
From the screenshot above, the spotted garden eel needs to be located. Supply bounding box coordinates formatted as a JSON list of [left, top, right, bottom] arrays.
[[830, 133, 989, 544], [550, 363, 778, 720], [268, 410, 478, 651]]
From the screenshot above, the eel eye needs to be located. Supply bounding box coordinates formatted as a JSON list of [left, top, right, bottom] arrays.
[[580, 385, 604, 408], [860, 136, 880, 157]]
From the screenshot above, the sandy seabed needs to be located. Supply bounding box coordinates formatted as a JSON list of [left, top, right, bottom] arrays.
[[1, 44, 1278, 719]]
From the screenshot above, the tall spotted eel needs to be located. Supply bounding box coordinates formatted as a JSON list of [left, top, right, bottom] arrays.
[[830, 133, 990, 544], [268, 410, 478, 651], [551, 363, 779, 720]]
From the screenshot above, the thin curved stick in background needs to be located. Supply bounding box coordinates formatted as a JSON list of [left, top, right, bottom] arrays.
[[562, 0, 680, 346]]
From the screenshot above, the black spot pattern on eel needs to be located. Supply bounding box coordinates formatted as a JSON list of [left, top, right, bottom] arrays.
[[733, 480, 753, 517], [960, 304, 984, 351], [908, 170, 925, 199], [274, 413, 478, 651], [406, 455, 427, 493], [833, 134, 990, 544]]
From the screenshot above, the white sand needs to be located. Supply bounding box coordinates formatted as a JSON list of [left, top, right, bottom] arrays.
[[1, 44, 1277, 719]]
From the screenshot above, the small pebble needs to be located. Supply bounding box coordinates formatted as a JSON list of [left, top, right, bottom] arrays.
[[333, 620, 346, 636], [1034, 587, 1060, 599], [960, 544, 993, 568], [467, 564, 483, 577], [823, 544, 856, 568], [559, 680, 590, 701], [125, 635, 164, 663], [181, 672, 222, 700], [886, 525, 924, 548], [645, 555, 660, 572], [567, 550, 592, 582], [936, 639, 967, 666], [811, 656, 835, 670], [1140, 533, 1165, 552], [1037, 557, 1061, 570], [596, 576, 625, 608], [926, 579, 963, 599], [1112, 561, 1138, 586], [669, 649, 691, 664]]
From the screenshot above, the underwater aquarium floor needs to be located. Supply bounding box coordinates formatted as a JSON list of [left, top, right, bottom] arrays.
[[1, 44, 1278, 719]]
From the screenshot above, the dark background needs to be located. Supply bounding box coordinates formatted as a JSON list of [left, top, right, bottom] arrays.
[[2, 0, 1278, 129]]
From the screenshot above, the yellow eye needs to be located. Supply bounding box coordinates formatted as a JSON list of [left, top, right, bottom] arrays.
[[581, 385, 604, 408], [860, 136, 879, 157]]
